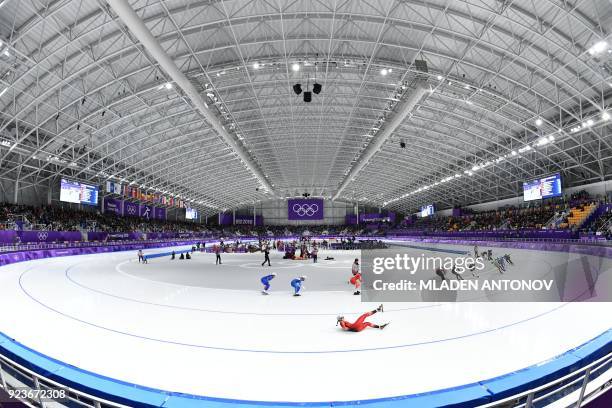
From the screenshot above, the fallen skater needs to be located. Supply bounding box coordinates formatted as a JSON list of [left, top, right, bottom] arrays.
[[337, 304, 389, 331]]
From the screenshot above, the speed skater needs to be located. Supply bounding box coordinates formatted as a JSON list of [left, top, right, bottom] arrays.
[[291, 276, 307, 296], [337, 304, 388, 332], [260, 272, 277, 295]]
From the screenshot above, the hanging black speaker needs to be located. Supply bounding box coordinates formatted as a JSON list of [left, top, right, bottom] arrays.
[[303, 91, 312, 102], [293, 84, 302, 95], [313, 83, 322, 94]]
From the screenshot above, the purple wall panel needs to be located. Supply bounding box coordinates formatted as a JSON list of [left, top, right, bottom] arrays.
[[154, 207, 166, 220], [16, 231, 82, 243], [0, 231, 17, 244]]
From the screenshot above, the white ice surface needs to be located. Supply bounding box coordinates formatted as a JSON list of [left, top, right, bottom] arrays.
[[0, 244, 610, 403]]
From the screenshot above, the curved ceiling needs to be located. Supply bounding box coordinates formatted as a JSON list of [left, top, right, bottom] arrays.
[[0, 0, 611, 215]]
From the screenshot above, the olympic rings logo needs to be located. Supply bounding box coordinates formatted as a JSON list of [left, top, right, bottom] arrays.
[[292, 203, 319, 217], [127, 205, 137, 215], [37, 231, 48, 241]]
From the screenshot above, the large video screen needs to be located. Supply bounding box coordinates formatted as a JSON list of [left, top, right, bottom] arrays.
[[420, 204, 434, 217], [60, 178, 98, 205], [185, 207, 199, 220], [523, 173, 562, 202]]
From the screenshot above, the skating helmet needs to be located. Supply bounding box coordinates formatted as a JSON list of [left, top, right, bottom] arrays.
[[300, 275, 307, 281], [271, 272, 277, 276], [337, 315, 344, 322]]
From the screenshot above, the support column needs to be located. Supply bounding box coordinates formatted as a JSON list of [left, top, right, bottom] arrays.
[[13, 180, 18, 204]]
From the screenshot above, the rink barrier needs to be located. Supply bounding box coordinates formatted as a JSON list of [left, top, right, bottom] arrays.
[[0, 237, 610, 407], [382, 236, 612, 258], [0, 328, 609, 407], [0, 241, 200, 267]]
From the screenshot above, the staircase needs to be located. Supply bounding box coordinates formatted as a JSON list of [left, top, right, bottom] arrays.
[[566, 203, 598, 229]]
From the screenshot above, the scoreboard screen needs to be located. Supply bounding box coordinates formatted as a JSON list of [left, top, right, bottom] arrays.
[[523, 174, 562, 201], [60, 178, 99, 205], [420, 204, 434, 217]]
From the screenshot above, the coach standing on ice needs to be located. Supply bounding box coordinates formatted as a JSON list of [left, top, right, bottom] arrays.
[[215, 244, 222, 265], [261, 244, 271, 267]]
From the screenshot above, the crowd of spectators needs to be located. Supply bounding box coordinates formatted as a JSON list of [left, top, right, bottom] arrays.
[[0, 203, 210, 234], [0, 203, 366, 238], [392, 191, 609, 235], [3, 189, 612, 240]]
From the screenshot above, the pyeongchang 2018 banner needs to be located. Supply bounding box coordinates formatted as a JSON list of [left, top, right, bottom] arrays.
[[103, 198, 123, 215], [287, 198, 324, 220]]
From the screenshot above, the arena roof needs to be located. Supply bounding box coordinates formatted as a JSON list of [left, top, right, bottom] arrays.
[[0, 0, 611, 215]]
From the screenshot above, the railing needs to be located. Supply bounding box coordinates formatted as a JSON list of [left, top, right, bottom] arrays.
[[0, 238, 203, 253], [386, 234, 612, 245], [1, 234, 612, 254], [0, 352, 128, 408], [480, 350, 612, 408], [0, 341, 609, 408], [598, 217, 612, 234]]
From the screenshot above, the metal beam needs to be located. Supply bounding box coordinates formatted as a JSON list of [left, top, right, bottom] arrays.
[[105, 0, 275, 195], [332, 80, 428, 201]]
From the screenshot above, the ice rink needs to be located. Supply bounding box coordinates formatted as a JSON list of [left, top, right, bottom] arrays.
[[0, 242, 611, 403]]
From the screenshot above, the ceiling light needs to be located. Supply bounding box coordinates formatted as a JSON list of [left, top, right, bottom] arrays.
[[537, 137, 549, 146], [292, 63, 300, 72], [164, 82, 173, 89], [535, 118, 543, 126], [437, 75, 443, 80], [588, 40, 608, 55], [253, 62, 260, 69], [586, 119, 594, 127], [602, 111, 610, 121], [380, 68, 388, 76]]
